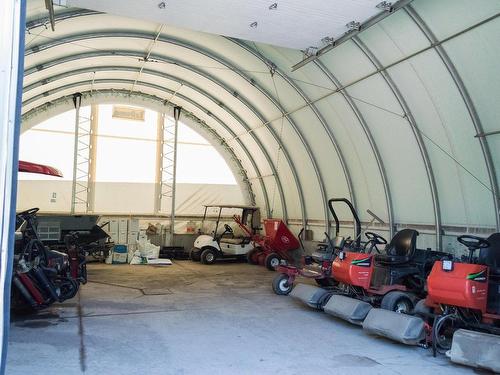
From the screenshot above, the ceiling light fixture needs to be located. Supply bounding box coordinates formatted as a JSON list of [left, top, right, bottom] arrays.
[[269, 3, 278, 10], [158, 2, 166, 9], [345, 21, 361, 32], [376, 1, 393, 12], [250, 21, 258, 28], [321, 36, 334, 46]]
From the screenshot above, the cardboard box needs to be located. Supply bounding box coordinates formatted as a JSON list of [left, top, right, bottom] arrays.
[[118, 231, 127, 244], [118, 219, 128, 233], [128, 231, 138, 244], [108, 231, 119, 243], [108, 219, 119, 233], [128, 219, 140, 233]]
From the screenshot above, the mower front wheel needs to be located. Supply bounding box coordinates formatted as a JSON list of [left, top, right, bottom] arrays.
[[265, 252, 281, 271], [272, 273, 293, 295], [380, 291, 414, 314], [200, 248, 217, 265], [247, 248, 261, 265]]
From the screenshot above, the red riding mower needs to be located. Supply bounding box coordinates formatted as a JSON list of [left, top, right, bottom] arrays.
[[272, 198, 385, 306], [419, 234, 500, 372], [11, 208, 86, 312], [323, 229, 449, 339]]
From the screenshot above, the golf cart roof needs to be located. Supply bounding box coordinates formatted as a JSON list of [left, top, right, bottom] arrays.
[[203, 205, 259, 210]]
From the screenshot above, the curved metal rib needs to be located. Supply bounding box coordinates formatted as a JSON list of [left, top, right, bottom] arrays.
[[23, 77, 271, 214], [313, 59, 394, 238], [24, 50, 299, 224], [230, 39, 357, 233], [22, 65, 285, 218]]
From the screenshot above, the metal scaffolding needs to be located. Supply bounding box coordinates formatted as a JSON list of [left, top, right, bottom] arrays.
[[70, 93, 93, 214], [155, 106, 182, 244]]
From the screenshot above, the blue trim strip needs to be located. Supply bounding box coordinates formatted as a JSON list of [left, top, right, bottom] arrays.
[[1, 0, 26, 373]]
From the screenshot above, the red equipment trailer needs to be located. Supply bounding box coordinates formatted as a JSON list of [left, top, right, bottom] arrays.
[[244, 219, 301, 271]]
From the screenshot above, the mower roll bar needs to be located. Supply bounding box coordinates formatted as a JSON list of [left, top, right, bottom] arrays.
[[328, 198, 361, 248]]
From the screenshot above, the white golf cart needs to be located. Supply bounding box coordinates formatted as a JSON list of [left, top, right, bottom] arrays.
[[190, 205, 260, 264]]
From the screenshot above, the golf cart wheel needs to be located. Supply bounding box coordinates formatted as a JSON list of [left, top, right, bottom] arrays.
[[315, 278, 337, 287], [200, 248, 217, 265], [265, 253, 281, 271], [190, 247, 201, 262], [380, 291, 414, 314], [272, 274, 293, 295], [247, 248, 261, 265]]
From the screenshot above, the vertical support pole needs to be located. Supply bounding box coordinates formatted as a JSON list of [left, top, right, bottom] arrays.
[[170, 106, 181, 246], [153, 112, 163, 214], [70, 93, 81, 215], [87, 104, 99, 212], [0, 0, 26, 372], [70, 93, 91, 214]]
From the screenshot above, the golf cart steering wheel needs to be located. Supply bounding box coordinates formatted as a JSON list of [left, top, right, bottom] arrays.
[[457, 235, 490, 250], [365, 232, 387, 245], [224, 224, 233, 234]]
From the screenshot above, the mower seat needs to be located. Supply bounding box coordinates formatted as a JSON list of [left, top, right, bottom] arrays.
[[375, 229, 419, 265], [479, 233, 500, 279]]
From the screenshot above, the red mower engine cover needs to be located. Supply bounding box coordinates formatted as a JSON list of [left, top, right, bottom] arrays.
[[332, 252, 373, 289], [263, 219, 300, 252], [426, 261, 488, 313]]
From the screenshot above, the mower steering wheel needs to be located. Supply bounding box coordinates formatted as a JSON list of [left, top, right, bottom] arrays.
[[365, 232, 387, 245], [224, 224, 233, 234], [457, 235, 490, 250]]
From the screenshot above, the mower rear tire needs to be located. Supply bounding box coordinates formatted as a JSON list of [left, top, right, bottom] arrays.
[[265, 252, 281, 271], [190, 247, 201, 262], [247, 248, 261, 265], [380, 291, 414, 314], [200, 248, 217, 265], [272, 273, 293, 295]]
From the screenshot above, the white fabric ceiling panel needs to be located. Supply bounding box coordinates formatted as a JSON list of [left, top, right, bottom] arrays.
[[314, 96, 388, 223], [357, 12, 430, 67], [66, 0, 383, 50], [387, 55, 493, 226], [412, 0, 500, 40], [345, 75, 435, 224], [268, 117, 324, 221], [318, 40, 376, 86], [290, 106, 350, 198], [252, 126, 301, 221]]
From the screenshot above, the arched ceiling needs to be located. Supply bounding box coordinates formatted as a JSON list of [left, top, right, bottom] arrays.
[[22, 0, 500, 249]]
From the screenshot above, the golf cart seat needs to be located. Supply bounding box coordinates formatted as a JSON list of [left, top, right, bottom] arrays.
[[220, 237, 246, 245], [375, 229, 419, 265], [479, 233, 500, 279]]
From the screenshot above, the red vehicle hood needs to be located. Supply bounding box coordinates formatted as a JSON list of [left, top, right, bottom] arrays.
[[18, 160, 63, 177]]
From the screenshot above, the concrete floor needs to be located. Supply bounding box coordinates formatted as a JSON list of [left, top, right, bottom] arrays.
[[7, 261, 478, 375]]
